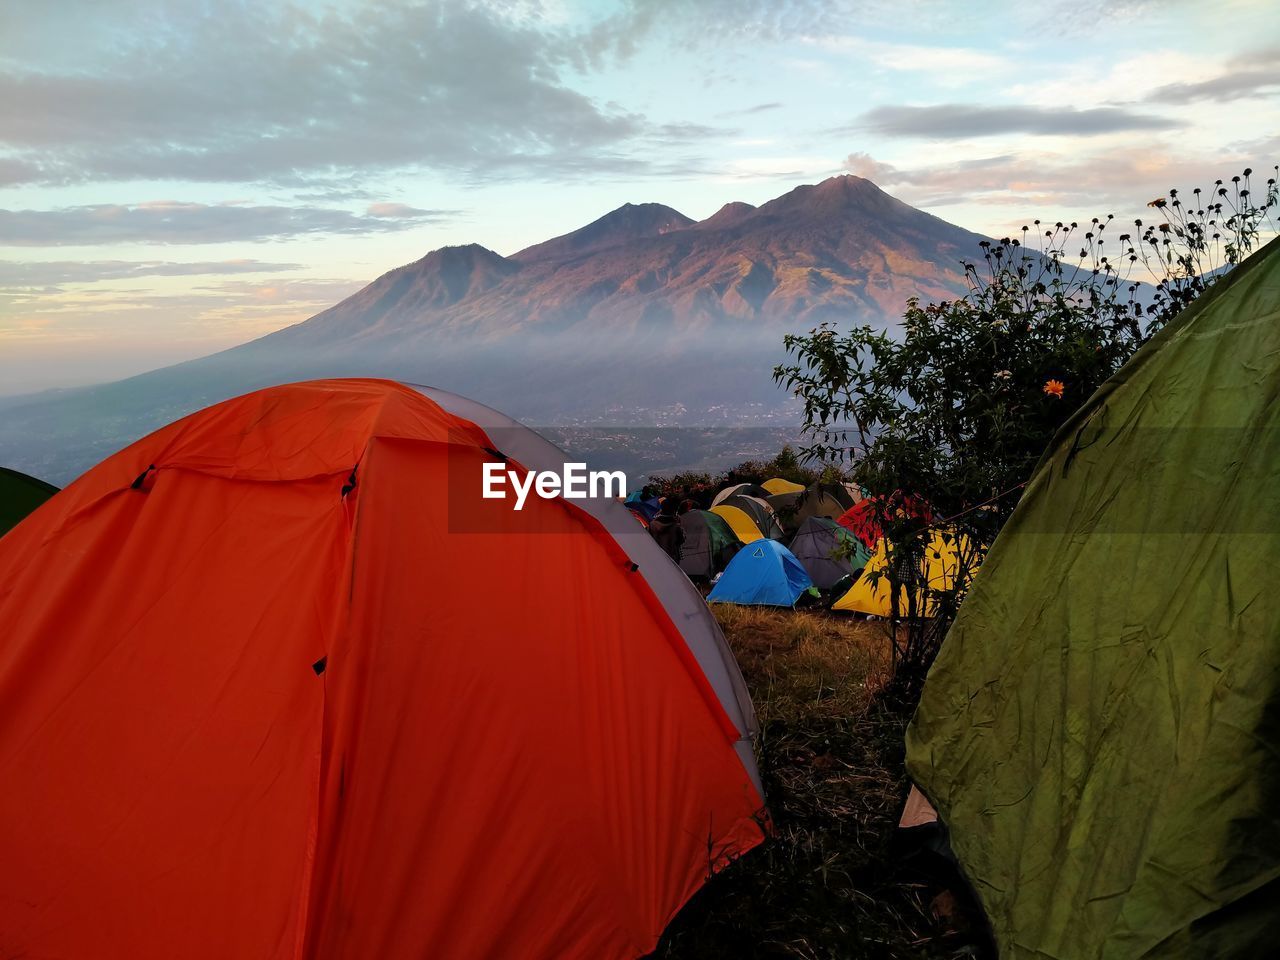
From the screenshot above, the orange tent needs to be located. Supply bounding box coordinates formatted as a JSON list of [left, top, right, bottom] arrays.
[[0, 379, 766, 960]]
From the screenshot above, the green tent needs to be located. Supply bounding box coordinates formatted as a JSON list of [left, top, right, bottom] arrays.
[[678, 509, 741, 580], [0, 466, 58, 538], [907, 238, 1280, 958]]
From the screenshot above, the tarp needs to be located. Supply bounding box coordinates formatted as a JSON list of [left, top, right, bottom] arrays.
[[710, 503, 765, 543], [907, 239, 1280, 959], [788, 516, 870, 590], [0, 379, 767, 960], [679, 509, 740, 579], [832, 531, 964, 617], [761, 477, 805, 495], [0, 466, 57, 537], [708, 539, 813, 607]]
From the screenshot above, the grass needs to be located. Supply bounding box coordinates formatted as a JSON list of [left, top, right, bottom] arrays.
[[651, 606, 986, 959]]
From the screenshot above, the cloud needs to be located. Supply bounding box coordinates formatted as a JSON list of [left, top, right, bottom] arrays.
[[0, 201, 455, 246], [366, 203, 442, 219], [1146, 70, 1279, 104], [650, 122, 735, 143], [0, 274, 368, 393], [570, 0, 924, 72], [0, 0, 643, 187], [841, 146, 1277, 218], [0, 259, 305, 288], [806, 36, 1011, 76], [857, 104, 1181, 139], [1146, 63, 1280, 104], [0, 279, 366, 345], [842, 151, 900, 183], [1038, 0, 1183, 33]]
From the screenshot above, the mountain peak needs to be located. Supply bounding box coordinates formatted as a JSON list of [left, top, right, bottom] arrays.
[[814, 173, 880, 194], [412, 242, 508, 269], [350, 242, 518, 315], [513, 202, 694, 263], [696, 201, 758, 230], [758, 174, 899, 219]]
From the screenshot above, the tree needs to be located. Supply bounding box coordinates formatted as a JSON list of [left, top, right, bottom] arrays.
[[775, 166, 1278, 692]]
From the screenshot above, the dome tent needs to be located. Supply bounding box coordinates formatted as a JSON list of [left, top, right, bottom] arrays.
[[788, 515, 870, 590], [625, 490, 661, 521], [711, 481, 770, 506], [710, 502, 766, 543], [832, 531, 964, 617], [719, 493, 785, 540], [774, 481, 860, 529], [0, 465, 57, 537], [907, 240, 1280, 958], [678, 508, 741, 579], [707, 539, 813, 607], [761, 477, 805, 495], [0, 379, 766, 960]]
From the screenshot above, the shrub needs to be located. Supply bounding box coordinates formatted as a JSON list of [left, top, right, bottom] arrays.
[[774, 166, 1278, 691]]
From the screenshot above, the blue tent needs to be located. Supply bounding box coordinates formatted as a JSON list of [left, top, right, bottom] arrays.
[[625, 492, 661, 521], [707, 539, 813, 607]]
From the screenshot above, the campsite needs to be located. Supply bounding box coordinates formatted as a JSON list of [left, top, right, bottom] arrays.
[[3, 3, 1279, 957], [4, 229, 1278, 957]]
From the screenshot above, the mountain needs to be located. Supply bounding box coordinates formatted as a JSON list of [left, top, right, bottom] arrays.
[[273, 174, 978, 350], [0, 176, 988, 484], [514, 202, 695, 263]]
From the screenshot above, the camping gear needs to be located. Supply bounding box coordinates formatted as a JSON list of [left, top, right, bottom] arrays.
[[707, 539, 813, 607], [907, 240, 1280, 959], [679, 509, 741, 580], [720, 494, 785, 540], [761, 477, 805, 495], [710, 503, 766, 543], [0, 379, 766, 960], [788, 516, 871, 590], [711, 481, 770, 506], [832, 531, 964, 617], [0, 466, 57, 538]]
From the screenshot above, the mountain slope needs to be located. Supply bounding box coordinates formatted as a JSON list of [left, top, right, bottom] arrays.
[[1, 176, 988, 483]]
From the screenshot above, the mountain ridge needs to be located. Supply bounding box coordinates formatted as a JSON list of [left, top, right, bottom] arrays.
[[2, 175, 990, 483], [266, 174, 982, 351]]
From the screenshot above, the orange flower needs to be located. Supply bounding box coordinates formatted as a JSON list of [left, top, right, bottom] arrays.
[[1043, 379, 1065, 398]]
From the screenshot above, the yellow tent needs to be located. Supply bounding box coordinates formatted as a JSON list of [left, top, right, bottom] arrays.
[[833, 531, 970, 617], [710, 504, 765, 544], [761, 477, 806, 496]]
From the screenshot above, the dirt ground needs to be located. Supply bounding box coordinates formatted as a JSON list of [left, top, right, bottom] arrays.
[[651, 606, 990, 959]]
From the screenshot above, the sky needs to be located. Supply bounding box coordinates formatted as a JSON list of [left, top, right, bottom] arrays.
[[1, 0, 1277, 395]]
